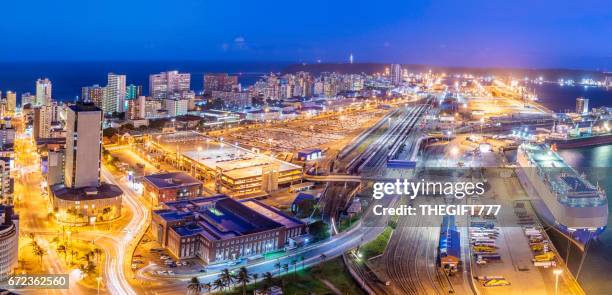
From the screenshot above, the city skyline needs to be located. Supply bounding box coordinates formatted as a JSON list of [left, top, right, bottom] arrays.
[[0, 1, 610, 70]]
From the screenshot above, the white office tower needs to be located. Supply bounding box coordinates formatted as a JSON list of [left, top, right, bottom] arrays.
[[64, 103, 102, 188], [35, 78, 52, 106], [103, 73, 126, 114]]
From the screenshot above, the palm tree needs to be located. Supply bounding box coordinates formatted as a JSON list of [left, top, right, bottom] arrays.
[[263, 272, 274, 291], [219, 268, 234, 291], [187, 277, 202, 294], [235, 267, 250, 295], [93, 248, 103, 264], [202, 282, 212, 294], [33, 245, 46, 265], [212, 278, 225, 294], [252, 273, 259, 291], [57, 245, 67, 262], [319, 253, 327, 263], [290, 259, 297, 278]]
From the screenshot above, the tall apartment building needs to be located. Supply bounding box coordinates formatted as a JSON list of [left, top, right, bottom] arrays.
[[35, 78, 52, 106], [5, 91, 16, 115], [391, 64, 402, 86], [21, 92, 35, 107], [149, 71, 191, 100], [103, 73, 126, 114], [576, 97, 589, 115], [203, 73, 238, 95], [0, 158, 13, 204], [126, 84, 142, 100], [81, 84, 105, 107], [164, 98, 189, 117], [211, 90, 251, 110], [33, 103, 58, 139], [127, 95, 146, 120]]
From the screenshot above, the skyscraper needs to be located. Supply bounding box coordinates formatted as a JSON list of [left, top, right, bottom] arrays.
[[81, 84, 105, 107], [149, 71, 190, 100], [20, 92, 35, 107], [33, 103, 57, 139], [35, 78, 52, 106], [5, 91, 16, 114], [203, 73, 238, 95], [576, 97, 589, 114], [64, 103, 102, 188], [103, 73, 126, 114], [391, 64, 402, 86], [50, 102, 123, 225], [126, 84, 142, 100]]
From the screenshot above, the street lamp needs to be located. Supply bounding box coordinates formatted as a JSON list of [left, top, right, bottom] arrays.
[[96, 276, 102, 295], [553, 269, 563, 295]]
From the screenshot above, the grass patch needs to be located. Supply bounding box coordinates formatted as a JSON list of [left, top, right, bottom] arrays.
[[359, 226, 393, 260], [218, 258, 365, 295]]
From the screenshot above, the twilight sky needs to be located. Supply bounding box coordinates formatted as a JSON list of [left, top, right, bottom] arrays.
[[1, 0, 611, 70]]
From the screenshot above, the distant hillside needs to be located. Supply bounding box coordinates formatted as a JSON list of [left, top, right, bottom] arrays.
[[282, 63, 607, 80]]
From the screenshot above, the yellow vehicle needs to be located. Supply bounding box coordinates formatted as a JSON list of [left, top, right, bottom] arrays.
[[473, 245, 496, 252], [483, 279, 511, 287], [533, 252, 555, 262]]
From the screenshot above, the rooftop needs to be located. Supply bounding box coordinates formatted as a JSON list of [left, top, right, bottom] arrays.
[[155, 195, 303, 240], [143, 172, 202, 189]]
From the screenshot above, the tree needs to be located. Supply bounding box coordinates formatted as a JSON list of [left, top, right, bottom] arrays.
[[212, 278, 225, 293], [235, 267, 250, 295], [319, 253, 327, 263], [252, 273, 259, 291], [33, 245, 46, 265], [103, 127, 119, 138], [187, 277, 202, 294], [219, 268, 234, 291], [57, 245, 67, 262], [274, 261, 281, 275], [300, 255, 305, 270], [290, 259, 297, 278], [309, 220, 330, 242], [202, 282, 212, 294], [262, 272, 274, 291]]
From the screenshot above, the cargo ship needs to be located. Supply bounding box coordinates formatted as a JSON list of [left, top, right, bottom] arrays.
[[516, 143, 608, 249]]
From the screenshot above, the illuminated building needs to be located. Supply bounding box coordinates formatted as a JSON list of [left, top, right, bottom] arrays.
[[0, 205, 18, 280], [0, 158, 13, 204], [576, 97, 589, 115], [20, 92, 35, 107], [143, 172, 202, 206], [81, 84, 104, 107], [203, 73, 238, 95], [391, 64, 402, 86], [35, 78, 52, 106], [149, 71, 190, 100], [50, 103, 123, 224], [5, 91, 16, 115], [211, 90, 251, 110], [103, 73, 126, 114], [151, 195, 305, 263], [33, 103, 58, 139]]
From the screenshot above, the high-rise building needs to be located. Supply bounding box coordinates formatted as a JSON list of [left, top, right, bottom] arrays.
[[33, 103, 57, 139], [0, 205, 18, 280], [576, 97, 589, 114], [5, 91, 16, 114], [126, 84, 142, 100], [21, 92, 35, 107], [0, 158, 13, 204], [149, 71, 190, 100], [103, 73, 126, 114], [50, 103, 123, 225], [35, 78, 52, 106], [164, 98, 189, 117], [64, 104, 102, 188], [203, 73, 238, 95], [127, 95, 146, 120], [391, 64, 402, 86], [81, 84, 105, 107]]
